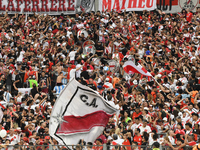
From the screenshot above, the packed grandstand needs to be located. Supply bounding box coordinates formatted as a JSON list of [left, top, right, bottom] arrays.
[[0, 6, 199, 150]]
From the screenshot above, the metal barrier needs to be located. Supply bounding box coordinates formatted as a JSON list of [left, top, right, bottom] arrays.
[[0, 144, 194, 150]]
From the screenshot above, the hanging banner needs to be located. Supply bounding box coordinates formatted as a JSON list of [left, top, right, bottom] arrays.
[[99, 0, 157, 12], [157, 0, 200, 13], [0, 0, 94, 14]]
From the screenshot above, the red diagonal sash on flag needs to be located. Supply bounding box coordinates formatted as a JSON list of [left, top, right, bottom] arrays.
[[56, 111, 112, 134]]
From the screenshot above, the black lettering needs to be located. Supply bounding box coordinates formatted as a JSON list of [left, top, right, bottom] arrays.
[[89, 98, 98, 108], [169, 0, 173, 11], [80, 95, 88, 102], [157, 0, 161, 10], [163, 0, 168, 11]]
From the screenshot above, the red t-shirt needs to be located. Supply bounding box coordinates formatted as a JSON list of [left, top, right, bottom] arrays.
[[188, 141, 196, 146], [132, 112, 142, 121], [186, 12, 193, 22], [122, 140, 131, 150], [133, 134, 142, 145]]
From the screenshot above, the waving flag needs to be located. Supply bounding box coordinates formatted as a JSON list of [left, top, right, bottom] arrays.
[[49, 79, 118, 145], [123, 61, 152, 76]]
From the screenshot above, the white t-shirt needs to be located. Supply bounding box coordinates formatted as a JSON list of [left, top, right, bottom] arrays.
[[139, 125, 152, 134], [156, 125, 162, 134], [67, 31, 73, 38], [8, 134, 18, 145], [18, 88, 32, 96], [17, 51, 25, 62], [76, 64, 82, 78], [168, 136, 175, 145], [70, 69, 76, 81], [131, 123, 142, 133], [68, 51, 77, 61]]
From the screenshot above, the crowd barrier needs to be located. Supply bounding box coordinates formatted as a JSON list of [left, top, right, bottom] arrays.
[[0, 144, 194, 150]]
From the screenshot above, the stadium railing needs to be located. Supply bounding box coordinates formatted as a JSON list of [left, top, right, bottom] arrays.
[[0, 144, 194, 150]]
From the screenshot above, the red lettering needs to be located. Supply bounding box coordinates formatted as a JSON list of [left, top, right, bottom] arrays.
[[24, 0, 31, 12], [102, 0, 111, 11], [50, 0, 57, 11], [138, 0, 145, 8], [58, 0, 66, 11], [146, 0, 153, 8], [112, 0, 120, 11], [7, 0, 15, 11], [121, 0, 126, 9], [128, 0, 136, 8], [67, 0, 74, 11], [32, 0, 40, 12], [16, 0, 23, 11], [0, 0, 5, 11], [41, 0, 49, 11]]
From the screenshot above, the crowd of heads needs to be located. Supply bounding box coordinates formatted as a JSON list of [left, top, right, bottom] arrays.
[[0, 7, 199, 149]]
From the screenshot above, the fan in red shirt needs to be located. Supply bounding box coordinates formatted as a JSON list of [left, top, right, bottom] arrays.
[[186, 9, 193, 22], [94, 139, 103, 150], [132, 107, 142, 121], [184, 134, 196, 146], [122, 133, 131, 150], [133, 128, 142, 145]]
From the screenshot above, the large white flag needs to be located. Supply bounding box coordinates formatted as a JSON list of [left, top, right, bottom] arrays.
[[49, 78, 118, 145]]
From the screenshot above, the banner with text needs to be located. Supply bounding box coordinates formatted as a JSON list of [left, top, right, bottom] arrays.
[[0, 0, 94, 14], [99, 0, 157, 12], [157, 0, 200, 13]]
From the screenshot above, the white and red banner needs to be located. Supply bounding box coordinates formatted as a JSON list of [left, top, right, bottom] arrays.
[[157, 0, 200, 13], [49, 78, 118, 145], [123, 61, 152, 76], [99, 0, 157, 12], [0, 0, 94, 14]]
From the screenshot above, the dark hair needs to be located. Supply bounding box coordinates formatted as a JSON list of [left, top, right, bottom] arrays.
[[153, 134, 158, 140], [143, 135, 148, 142], [132, 142, 138, 145], [153, 142, 160, 148], [177, 123, 183, 129], [136, 128, 140, 133]]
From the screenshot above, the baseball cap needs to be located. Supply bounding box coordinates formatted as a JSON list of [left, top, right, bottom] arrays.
[[23, 137, 29, 143], [105, 78, 109, 81], [10, 64, 14, 68], [107, 71, 112, 75], [163, 117, 167, 121]]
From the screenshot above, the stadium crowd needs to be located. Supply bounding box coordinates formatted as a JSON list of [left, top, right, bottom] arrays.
[[0, 6, 199, 150]]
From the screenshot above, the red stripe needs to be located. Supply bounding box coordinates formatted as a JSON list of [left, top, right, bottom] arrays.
[[109, 65, 115, 68], [123, 65, 144, 75], [141, 67, 147, 73], [56, 111, 112, 134], [0, 104, 5, 109], [187, 0, 191, 4]]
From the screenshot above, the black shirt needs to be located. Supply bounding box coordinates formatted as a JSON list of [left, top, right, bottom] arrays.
[[121, 47, 128, 56], [81, 71, 90, 80], [15, 74, 23, 88], [87, 84, 96, 90], [95, 44, 104, 56]]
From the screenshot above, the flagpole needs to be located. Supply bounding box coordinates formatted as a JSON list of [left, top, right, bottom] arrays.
[[151, 76, 160, 86]]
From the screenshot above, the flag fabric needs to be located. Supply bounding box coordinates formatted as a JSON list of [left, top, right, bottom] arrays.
[[49, 78, 118, 145], [0, 107, 3, 123], [123, 61, 152, 76]]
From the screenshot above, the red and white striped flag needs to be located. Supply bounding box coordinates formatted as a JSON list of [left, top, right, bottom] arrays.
[[123, 61, 152, 76], [49, 79, 118, 145]]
